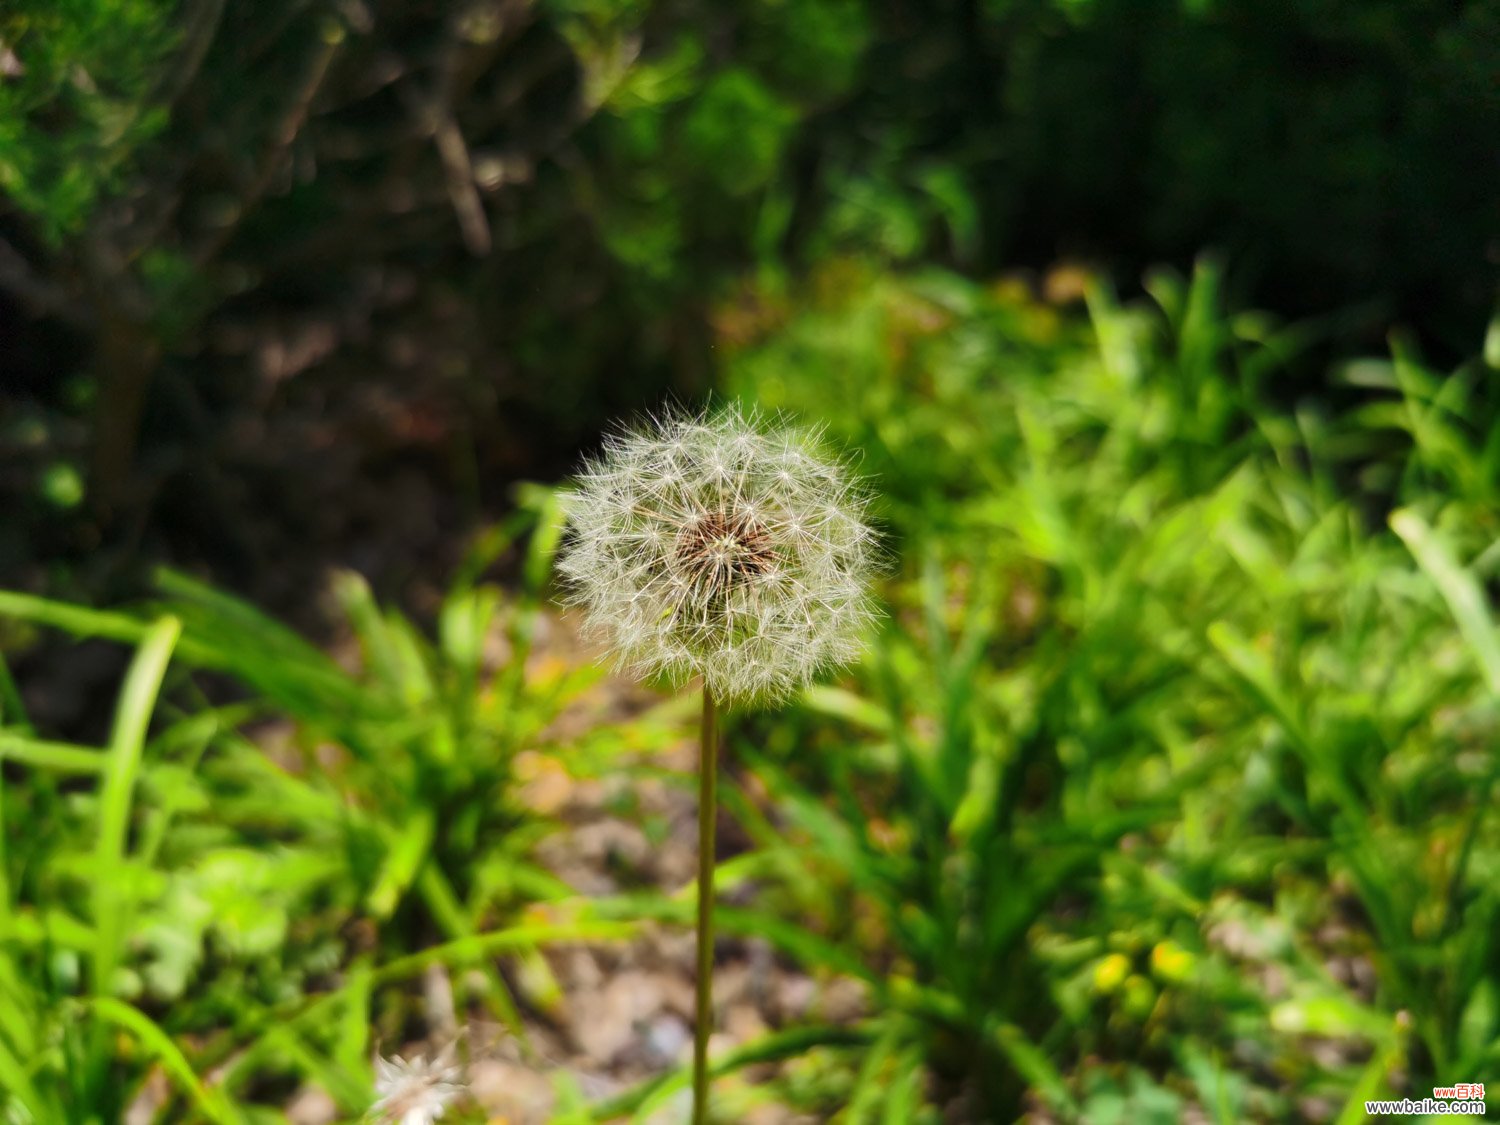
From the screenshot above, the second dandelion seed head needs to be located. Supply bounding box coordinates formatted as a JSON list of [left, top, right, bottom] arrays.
[[369, 1047, 463, 1125], [558, 403, 879, 705]]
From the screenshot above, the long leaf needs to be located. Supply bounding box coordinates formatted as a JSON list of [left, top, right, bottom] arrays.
[[94, 616, 181, 1000], [1391, 509, 1500, 696], [584, 1023, 880, 1121], [0, 734, 108, 773], [90, 996, 241, 1124]]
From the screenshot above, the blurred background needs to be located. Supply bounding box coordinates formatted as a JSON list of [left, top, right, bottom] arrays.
[[1, 0, 1498, 1121]]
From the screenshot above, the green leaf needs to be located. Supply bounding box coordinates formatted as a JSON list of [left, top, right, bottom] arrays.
[[0, 589, 171, 649], [842, 1020, 903, 1124], [0, 733, 109, 773], [584, 1023, 880, 1121], [879, 1046, 928, 1125], [1391, 509, 1500, 696], [948, 729, 1006, 846], [94, 616, 180, 1001], [990, 1021, 1078, 1117], [89, 996, 241, 1124], [800, 684, 893, 735], [1333, 1017, 1410, 1125], [1206, 621, 1310, 754], [333, 958, 374, 1078], [367, 809, 436, 918]]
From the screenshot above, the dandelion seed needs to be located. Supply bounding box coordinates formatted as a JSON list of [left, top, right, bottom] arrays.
[[369, 1047, 464, 1125]]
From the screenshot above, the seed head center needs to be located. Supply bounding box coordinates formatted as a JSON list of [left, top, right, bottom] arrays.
[[676, 510, 776, 594]]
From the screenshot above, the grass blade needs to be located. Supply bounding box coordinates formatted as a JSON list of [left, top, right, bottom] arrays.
[[991, 1021, 1079, 1117], [1391, 509, 1500, 696], [842, 1019, 902, 1124], [93, 616, 181, 1000], [0, 734, 108, 773], [0, 653, 32, 734], [583, 1023, 880, 1121], [90, 996, 241, 1124]]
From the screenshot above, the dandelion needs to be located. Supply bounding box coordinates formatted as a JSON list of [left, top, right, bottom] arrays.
[[557, 402, 879, 705], [369, 1047, 464, 1125], [557, 402, 879, 1124]]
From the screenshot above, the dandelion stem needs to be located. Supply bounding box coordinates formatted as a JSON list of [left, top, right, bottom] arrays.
[[693, 687, 719, 1124]]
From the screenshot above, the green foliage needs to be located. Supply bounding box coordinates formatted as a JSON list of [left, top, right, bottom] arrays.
[[0, 490, 664, 1119], [0, 0, 179, 237], [147, 490, 590, 947], [806, 0, 1498, 338], [712, 262, 1500, 1117], [546, 0, 862, 296], [0, 616, 247, 1123], [1, 0, 1490, 1121], [4, 254, 1500, 1120], [3, 0, 1489, 559]]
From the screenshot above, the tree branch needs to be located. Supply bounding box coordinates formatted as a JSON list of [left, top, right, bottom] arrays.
[[192, 18, 346, 269]]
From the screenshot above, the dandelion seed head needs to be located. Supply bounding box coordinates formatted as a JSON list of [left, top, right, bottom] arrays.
[[369, 1048, 463, 1125], [557, 403, 880, 705]]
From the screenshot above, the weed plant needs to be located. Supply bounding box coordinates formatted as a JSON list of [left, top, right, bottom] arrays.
[[1, 260, 1496, 1121], [0, 492, 644, 1120], [711, 260, 1500, 1119]]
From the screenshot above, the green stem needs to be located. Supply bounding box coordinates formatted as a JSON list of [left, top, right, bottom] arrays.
[[693, 688, 720, 1124]]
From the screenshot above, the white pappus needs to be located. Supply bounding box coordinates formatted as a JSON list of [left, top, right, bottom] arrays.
[[557, 403, 880, 705]]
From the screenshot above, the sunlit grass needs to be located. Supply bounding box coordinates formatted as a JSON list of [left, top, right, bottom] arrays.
[[1, 259, 1497, 1121]]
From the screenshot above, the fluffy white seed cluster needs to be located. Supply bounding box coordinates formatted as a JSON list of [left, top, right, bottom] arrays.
[[558, 404, 879, 705], [369, 1048, 463, 1125]]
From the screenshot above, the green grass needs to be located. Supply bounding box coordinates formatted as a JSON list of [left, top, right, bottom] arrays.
[[0, 615, 246, 1123], [2, 259, 1498, 1122], [0, 490, 675, 1120], [715, 258, 1500, 1119]]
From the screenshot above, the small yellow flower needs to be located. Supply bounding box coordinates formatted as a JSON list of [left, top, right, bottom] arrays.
[[1150, 939, 1195, 983], [1093, 952, 1131, 993]]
